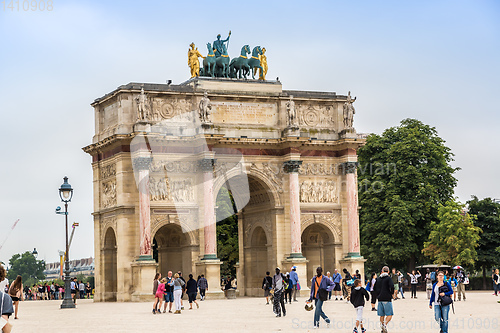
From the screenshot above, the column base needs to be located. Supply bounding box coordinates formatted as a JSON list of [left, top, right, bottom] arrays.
[[195, 258, 222, 300], [201, 254, 218, 260], [131, 255, 158, 302], [60, 298, 76, 309], [339, 255, 367, 286], [282, 256, 310, 294]]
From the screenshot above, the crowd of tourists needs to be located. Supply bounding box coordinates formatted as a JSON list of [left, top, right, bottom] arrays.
[[262, 265, 477, 333], [152, 271, 208, 315]]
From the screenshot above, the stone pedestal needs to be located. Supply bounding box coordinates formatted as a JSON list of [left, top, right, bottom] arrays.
[[130, 256, 158, 302], [282, 257, 310, 294], [339, 256, 366, 285], [196, 259, 225, 299]]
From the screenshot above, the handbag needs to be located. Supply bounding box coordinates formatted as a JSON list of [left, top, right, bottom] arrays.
[[438, 284, 454, 313], [297, 282, 301, 291]]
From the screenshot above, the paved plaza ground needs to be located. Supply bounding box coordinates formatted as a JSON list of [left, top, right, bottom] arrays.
[[8, 291, 500, 332]]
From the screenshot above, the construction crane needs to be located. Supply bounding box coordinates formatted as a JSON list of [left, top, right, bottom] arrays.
[[0, 219, 20, 252]]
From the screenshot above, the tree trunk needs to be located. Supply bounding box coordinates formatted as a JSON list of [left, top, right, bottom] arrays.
[[408, 254, 416, 272], [482, 265, 487, 290]]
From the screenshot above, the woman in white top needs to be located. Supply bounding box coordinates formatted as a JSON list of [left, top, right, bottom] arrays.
[[407, 270, 421, 298]]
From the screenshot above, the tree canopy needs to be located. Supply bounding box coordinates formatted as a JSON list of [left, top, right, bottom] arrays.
[[467, 196, 500, 276], [422, 199, 481, 266], [7, 251, 45, 285], [358, 118, 458, 271]]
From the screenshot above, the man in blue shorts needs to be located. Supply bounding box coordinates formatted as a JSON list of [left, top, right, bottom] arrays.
[[332, 269, 343, 300], [163, 271, 174, 313], [374, 266, 395, 333]]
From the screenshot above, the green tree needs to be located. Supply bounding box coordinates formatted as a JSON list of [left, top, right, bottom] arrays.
[[216, 187, 239, 278], [422, 199, 481, 266], [467, 196, 500, 288], [7, 251, 45, 283], [358, 118, 458, 271]]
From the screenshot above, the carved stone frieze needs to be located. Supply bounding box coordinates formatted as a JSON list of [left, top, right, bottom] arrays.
[[297, 104, 336, 129], [300, 180, 338, 203], [101, 180, 117, 208], [100, 164, 116, 179]]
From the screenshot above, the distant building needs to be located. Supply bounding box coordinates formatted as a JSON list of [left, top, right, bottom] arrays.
[[44, 257, 94, 280]]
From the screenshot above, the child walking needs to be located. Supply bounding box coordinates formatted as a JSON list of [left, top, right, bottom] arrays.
[[350, 279, 370, 333]]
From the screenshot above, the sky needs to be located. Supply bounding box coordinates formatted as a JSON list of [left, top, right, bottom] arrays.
[[0, 0, 499, 264]]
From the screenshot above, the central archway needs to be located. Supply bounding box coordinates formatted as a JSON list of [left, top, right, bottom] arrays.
[[153, 224, 192, 276], [302, 223, 336, 287]]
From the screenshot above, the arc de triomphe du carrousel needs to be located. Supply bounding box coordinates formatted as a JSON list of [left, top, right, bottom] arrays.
[[83, 36, 366, 301]]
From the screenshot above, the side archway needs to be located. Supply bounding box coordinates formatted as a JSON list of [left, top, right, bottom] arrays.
[[102, 227, 117, 302]]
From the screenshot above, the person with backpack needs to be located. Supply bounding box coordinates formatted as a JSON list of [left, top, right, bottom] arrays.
[[306, 266, 335, 329], [350, 279, 370, 333], [0, 289, 14, 333], [272, 267, 286, 317], [262, 272, 273, 305], [456, 270, 466, 301], [7, 276, 23, 320], [374, 266, 395, 333], [429, 271, 453, 333]]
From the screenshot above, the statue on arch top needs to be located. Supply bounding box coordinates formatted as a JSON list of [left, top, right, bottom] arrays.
[[188, 42, 205, 78], [213, 31, 231, 58], [343, 91, 357, 129]]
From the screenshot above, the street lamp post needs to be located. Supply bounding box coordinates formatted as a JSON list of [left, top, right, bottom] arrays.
[[56, 176, 75, 309]]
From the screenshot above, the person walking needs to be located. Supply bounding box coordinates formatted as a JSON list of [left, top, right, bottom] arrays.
[[78, 280, 85, 299], [272, 267, 286, 317], [262, 272, 273, 305], [350, 279, 370, 333], [374, 266, 395, 333], [306, 266, 335, 329], [456, 270, 466, 301], [332, 268, 343, 300], [425, 269, 433, 299], [8, 276, 23, 319], [493, 269, 499, 296], [186, 274, 199, 310], [85, 282, 92, 299], [197, 274, 208, 301], [407, 270, 421, 298], [170, 273, 185, 314], [70, 278, 78, 304], [152, 272, 161, 314], [154, 278, 166, 314], [178, 271, 186, 310], [284, 273, 293, 304], [429, 271, 453, 333], [0, 289, 14, 333], [343, 268, 353, 301], [448, 273, 458, 301], [390, 268, 399, 300], [290, 266, 299, 302], [368, 272, 377, 311], [397, 271, 405, 299]]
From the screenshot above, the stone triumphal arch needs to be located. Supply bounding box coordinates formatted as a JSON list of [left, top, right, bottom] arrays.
[[83, 77, 365, 301]]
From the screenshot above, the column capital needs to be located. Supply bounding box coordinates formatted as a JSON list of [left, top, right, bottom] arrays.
[[340, 161, 358, 175], [283, 160, 302, 173], [133, 156, 153, 171], [198, 158, 215, 172]]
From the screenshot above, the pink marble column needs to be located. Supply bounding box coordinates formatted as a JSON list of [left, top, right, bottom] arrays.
[[284, 160, 303, 258], [200, 158, 217, 259], [344, 162, 360, 256], [134, 157, 153, 257]]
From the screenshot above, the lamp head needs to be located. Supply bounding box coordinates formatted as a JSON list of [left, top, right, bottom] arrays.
[[59, 176, 73, 202]]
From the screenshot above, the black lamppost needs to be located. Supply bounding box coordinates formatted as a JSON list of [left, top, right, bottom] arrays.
[[56, 176, 75, 309]]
